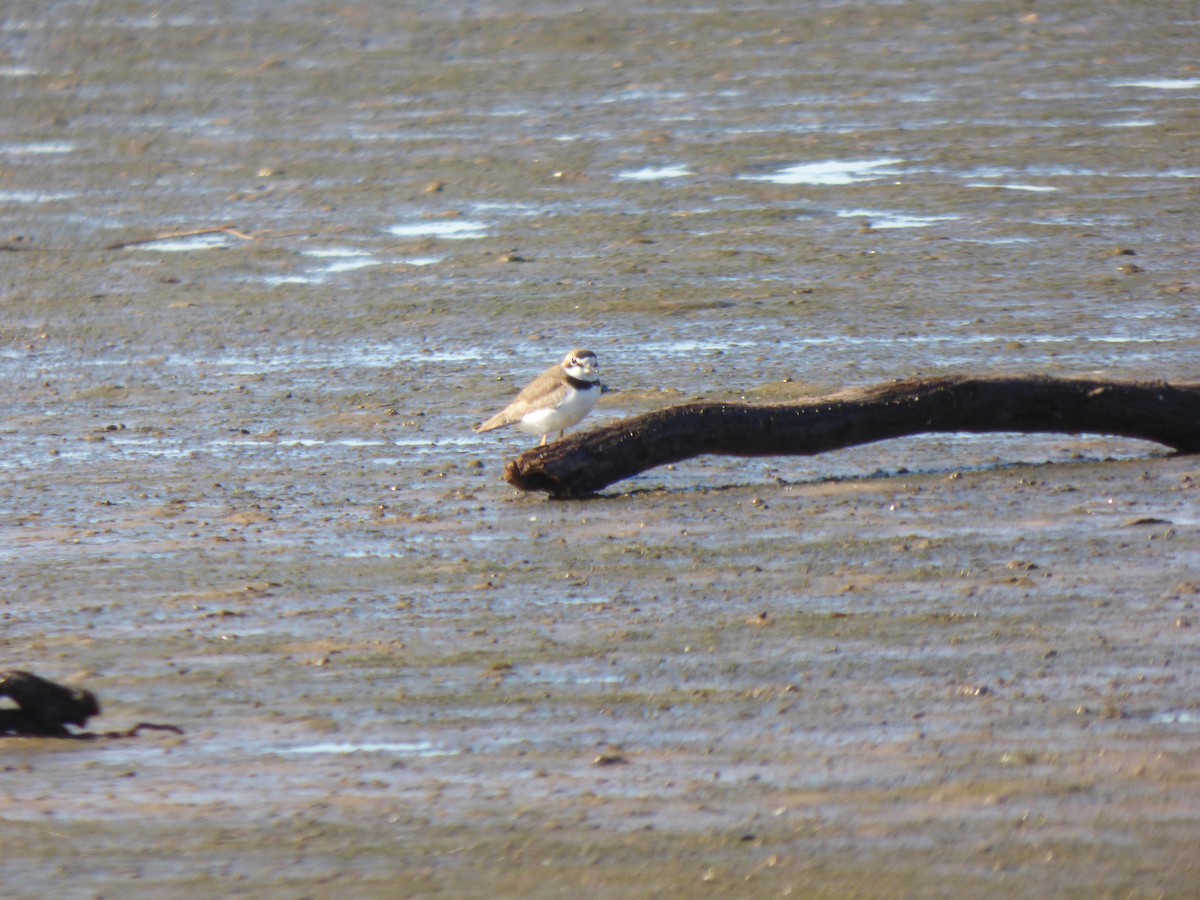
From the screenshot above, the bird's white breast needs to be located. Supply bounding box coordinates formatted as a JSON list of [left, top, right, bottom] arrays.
[[515, 382, 599, 435]]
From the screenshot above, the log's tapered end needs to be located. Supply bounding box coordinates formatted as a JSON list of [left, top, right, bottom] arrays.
[[504, 457, 547, 493], [504, 455, 591, 498]]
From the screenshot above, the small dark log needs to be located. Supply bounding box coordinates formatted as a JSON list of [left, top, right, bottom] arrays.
[[504, 375, 1200, 498], [0, 670, 185, 739], [0, 670, 100, 737]]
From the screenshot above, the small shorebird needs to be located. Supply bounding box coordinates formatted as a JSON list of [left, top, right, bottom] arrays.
[[476, 349, 601, 445]]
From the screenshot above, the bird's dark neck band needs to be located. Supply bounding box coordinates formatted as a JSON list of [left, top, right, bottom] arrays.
[[565, 375, 596, 390]]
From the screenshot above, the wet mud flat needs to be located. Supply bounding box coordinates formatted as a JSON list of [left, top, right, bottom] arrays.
[[3, 0, 1200, 896], [6, 451, 1200, 898]]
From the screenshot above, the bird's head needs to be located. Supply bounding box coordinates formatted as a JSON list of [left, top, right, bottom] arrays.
[[562, 349, 599, 383]]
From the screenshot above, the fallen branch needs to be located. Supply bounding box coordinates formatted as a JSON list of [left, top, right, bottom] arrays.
[[90, 722, 186, 740], [105, 224, 255, 250], [504, 375, 1200, 498], [0, 670, 182, 740]]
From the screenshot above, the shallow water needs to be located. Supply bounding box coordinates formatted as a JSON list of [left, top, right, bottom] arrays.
[[2, 0, 1199, 895]]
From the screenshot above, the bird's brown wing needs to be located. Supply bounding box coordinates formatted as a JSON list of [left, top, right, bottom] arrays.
[[475, 365, 568, 432]]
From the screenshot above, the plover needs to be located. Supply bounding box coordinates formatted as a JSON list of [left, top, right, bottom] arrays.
[[476, 349, 601, 445]]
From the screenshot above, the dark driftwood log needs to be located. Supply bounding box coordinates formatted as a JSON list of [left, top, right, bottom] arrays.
[[504, 375, 1200, 498]]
